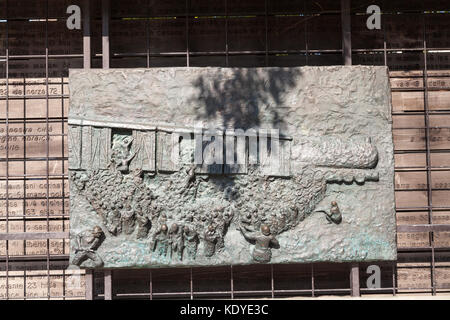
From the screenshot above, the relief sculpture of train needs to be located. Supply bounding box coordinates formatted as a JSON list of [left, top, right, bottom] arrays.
[[68, 67, 397, 268]]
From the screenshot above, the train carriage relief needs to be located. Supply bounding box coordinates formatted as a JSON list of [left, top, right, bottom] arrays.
[[68, 125, 82, 170], [68, 67, 396, 268], [130, 130, 156, 172]]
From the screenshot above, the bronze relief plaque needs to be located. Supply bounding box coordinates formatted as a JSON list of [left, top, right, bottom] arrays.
[[68, 66, 396, 268]]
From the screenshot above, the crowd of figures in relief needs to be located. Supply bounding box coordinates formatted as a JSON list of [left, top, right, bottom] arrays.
[[70, 126, 379, 267]]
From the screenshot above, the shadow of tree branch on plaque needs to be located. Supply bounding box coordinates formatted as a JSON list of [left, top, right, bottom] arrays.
[[191, 68, 302, 131]]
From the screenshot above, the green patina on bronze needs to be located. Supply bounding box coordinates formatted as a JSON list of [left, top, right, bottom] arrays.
[[68, 66, 396, 268]]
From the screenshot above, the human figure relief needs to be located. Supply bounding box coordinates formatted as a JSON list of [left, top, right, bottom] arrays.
[[110, 136, 137, 172], [314, 201, 342, 225], [326, 201, 342, 224], [239, 224, 279, 263], [106, 204, 122, 236], [184, 165, 196, 189], [121, 203, 136, 235], [183, 226, 199, 260], [72, 226, 104, 267], [168, 223, 184, 260], [203, 225, 220, 257], [152, 224, 169, 257], [136, 204, 151, 239]]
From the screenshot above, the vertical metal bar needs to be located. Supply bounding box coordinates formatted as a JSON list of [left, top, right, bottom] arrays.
[[101, 4, 110, 300], [81, 6, 90, 276], [146, 0, 150, 68], [341, 0, 352, 65], [384, 1, 392, 297], [230, 265, 234, 299], [61, 76, 65, 255], [85, 269, 94, 300], [350, 263, 360, 297], [392, 262, 396, 296], [5, 0, 9, 300], [102, 0, 110, 69], [24, 270, 27, 299], [383, 12, 387, 67], [149, 269, 153, 300], [304, 1, 308, 66], [190, 268, 193, 300], [225, 0, 228, 67], [270, 265, 274, 298], [62, 268, 66, 300], [21, 73, 27, 299], [22, 77, 26, 265], [311, 264, 314, 297], [104, 270, 113, 300], [422, 14, 436, 296], [83, 0, 91, 69], [185, 0, 190, 67], [264, 0, 269, 67], [45, 0, 51, 300]]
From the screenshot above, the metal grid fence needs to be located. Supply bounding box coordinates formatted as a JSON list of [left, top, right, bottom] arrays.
[[1, 0, 450, 299]]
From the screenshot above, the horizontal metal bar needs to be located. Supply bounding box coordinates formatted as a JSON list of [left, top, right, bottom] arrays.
[[0, 54, 84, 60], [0, 95, 69, 100], [0, 217, 69, 222], [390, 74, 450, 79], [395, 188, 450, 192], [397, 224, 450, 233], [392, 111, 450, 116], [0, 158, 68, 163], [0, 174, 68, 179], [0, 232, 69, 240], [102, 49, 344, 58], [394, 150, 450, 154], [393, 126, 450, 130], [0, 197, 67, 202], [391, 87, 450, 92], [113, 288, 352, 298], [353, 47, 450, 53], [0, 254, 69, 262], [0, 134, 67, 138], [0, 118, 68, 123], [102, 46, 450, 57], [396, 206, 450, 210], [5, 8, 442, 21], [395, 167, 450, 171], [398, 246, 450, 252], [0, 79, 68, 83], [108, 287, 450, 298], [0, 296, 85, 300]]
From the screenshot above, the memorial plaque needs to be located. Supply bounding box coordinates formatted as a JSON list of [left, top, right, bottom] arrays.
[[68, 66, 396, 268]]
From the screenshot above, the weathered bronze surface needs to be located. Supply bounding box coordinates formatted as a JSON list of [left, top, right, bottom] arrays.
[[69, 66, 396, 268]]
